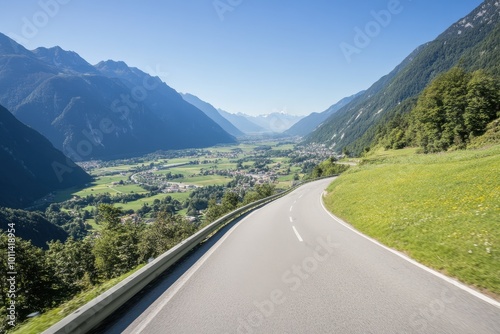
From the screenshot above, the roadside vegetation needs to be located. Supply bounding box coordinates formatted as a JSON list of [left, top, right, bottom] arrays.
[[8, 141, 325, 245], [306, 157, 350, 179], [324, 145, 500, 296], [323, 66, 500, 300], [373, 67, 500, 153], [0, 205, 195, 333], [1, 141, 341, 333]]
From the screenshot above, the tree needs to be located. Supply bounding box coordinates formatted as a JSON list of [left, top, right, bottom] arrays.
[[139, 212, 197, 262], [93, 205, 142, 279], [410, 67, 499, 152], [464, 70, 500, 137], [46, 237, 97, 298], [96, 204, 122, 230], [221, 191, 239, 211], [0, 235, 54, 327], [204, 198, 224, 223], [255, 184, 275, 198]]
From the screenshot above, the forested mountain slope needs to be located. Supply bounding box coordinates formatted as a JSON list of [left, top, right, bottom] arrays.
[[306, 0, 500, 155]]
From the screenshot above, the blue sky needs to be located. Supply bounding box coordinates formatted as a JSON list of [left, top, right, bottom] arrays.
[[0, 0, 484, 116]]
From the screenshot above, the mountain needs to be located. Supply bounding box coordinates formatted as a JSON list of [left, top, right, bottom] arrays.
[[217, 109, 267, 134], [306, 0, 500, 155], [0, 208, 68, 248], [0, 104, 91, 208], [244, 112, 304, 133], [285, 92, 363, 137], [32, 46, 99, 75], [180, 93, 244, 137], [0, 34, 235, 160]]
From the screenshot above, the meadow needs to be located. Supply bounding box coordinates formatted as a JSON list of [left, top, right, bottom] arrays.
[[324, 145, 500, 296]]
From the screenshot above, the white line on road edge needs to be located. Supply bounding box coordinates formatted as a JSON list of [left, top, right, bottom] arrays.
[[319, 194, 500, 309], [133, 212, 258, 333], [292, 226, 303, 242]]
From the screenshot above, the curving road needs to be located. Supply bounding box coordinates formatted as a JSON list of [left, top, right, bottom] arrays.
[[102, 178, 500, 334]]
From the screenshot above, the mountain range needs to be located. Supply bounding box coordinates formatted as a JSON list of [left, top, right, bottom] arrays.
[[180, 93, 244, 137], [305, 0, 500, 155], [181, 93, 304, 135], [217, 109, 267, 134], [243, 112, 304, 134], [0, 104, 91, 208], [0, 33, 235, 161], [285, 92, 363, 137]]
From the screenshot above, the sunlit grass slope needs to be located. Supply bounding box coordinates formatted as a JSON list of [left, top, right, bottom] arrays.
[[324, 145, 500, 295]]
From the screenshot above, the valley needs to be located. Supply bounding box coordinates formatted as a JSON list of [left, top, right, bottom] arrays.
[[1, 1, 499, 333], [44, 141, 336, 233]]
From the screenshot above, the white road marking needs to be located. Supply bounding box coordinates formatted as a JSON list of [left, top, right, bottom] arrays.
[[290, 206, 293, 212], [289, 217, 293, 223], [319, 194, 500, 309], [134, 212, 257, 333], [292, 226, 303, 242]]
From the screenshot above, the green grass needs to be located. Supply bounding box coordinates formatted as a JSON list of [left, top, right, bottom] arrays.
[[110, 184, 147, 193], [78, 193, 191, 216], [73, 185, 119, 197], [324, 145, 500, 296], [52, 186, 86, 202], [93, 174, 129, 185], [276, 182, 292, 189], [164, 158, 194, 165], [178, 175, 230, 186], [116, 192, 190, 211], [11, 265, 145, 334], [277, 174, 297, 182], [85, 219, 103, 232]]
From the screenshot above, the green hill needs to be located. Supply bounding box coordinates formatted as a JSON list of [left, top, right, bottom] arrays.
[[373, 67, 499, 152], [324, 145, 500, 295], [0, 208, 67, 248]]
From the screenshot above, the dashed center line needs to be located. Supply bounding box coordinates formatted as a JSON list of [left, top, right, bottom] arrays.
[[292, 226, 303, 242], [290, 206, 293, 212], [289, 217, 293, 223]]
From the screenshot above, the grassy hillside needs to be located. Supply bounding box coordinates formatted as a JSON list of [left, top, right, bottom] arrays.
[[324, 145, 500, 296]]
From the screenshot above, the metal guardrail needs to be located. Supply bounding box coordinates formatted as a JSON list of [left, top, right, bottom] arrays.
[[43, 176, 335, 334]]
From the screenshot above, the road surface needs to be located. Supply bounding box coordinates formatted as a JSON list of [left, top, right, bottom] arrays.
[[101, 178, 500, 334]]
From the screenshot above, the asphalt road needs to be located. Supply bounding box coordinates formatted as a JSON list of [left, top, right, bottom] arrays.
[[102, 178, 500, 334]]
